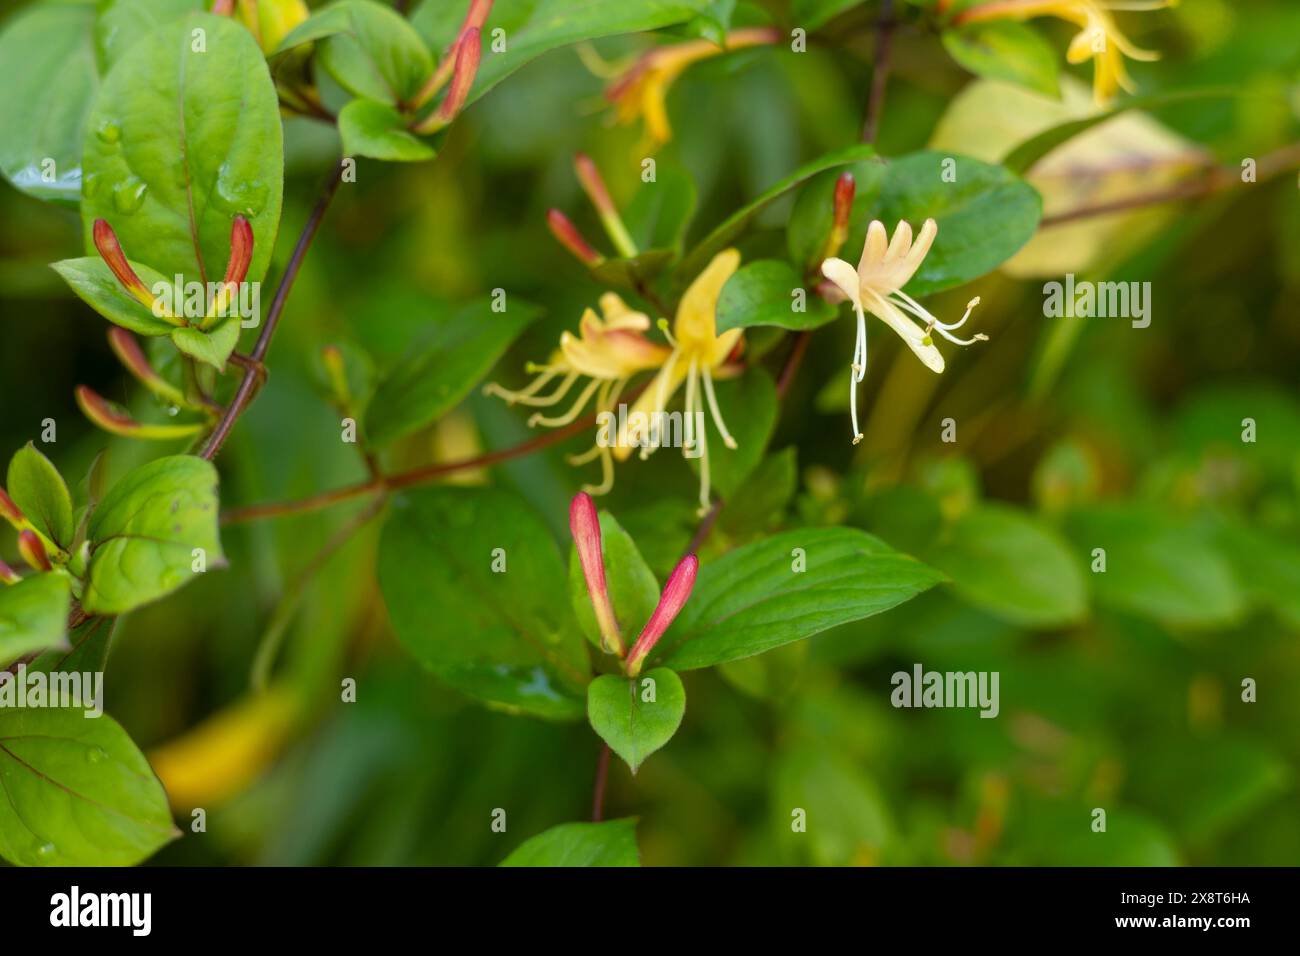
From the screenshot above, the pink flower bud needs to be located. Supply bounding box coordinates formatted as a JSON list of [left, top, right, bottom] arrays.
[[18, 529, 51, 572], [574, 153, 616, 218], [0, 488, 25, 528], [626, 553, 698, 676], [93, 219, 155, 307], [570, 492, 624, 656], [547, 209, 604, 267], [0, 556, 19, 585], [223, 215, 254, 286], [435, 27, 481, 123]]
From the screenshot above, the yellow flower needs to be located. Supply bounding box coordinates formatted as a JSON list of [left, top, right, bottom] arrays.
[[613, 249, 745, 514], [484, 293, 670, 494], [957, 1, 1171, 104], [821, 220, 985, 444], [601, 28, 778, 148]]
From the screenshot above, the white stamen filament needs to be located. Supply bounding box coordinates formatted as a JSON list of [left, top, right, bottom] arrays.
[[684, 358, 711, 514], [529, 377, 601, 427], [485, 369, 578, 407], [700, 366, 737, 449], [850, 303, 867, 444]]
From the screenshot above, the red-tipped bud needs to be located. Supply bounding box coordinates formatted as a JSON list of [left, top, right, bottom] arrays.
[[76, 385, 203, 440], [825, 172, 856, 259], [107, 328, 186, 405], [223, 215, 254, 286], [574, 153, 636, 257], [93, 219, 154, 307], [18, 530, 51, 572], [0, 488, 25, 528], [626, 553, 698, 676], [436, 27, 481, 123], [574, 153, 616, 218], [462, 0, 494, 33], [0, 556, 19, 585], [570, 492, 624, 656], [547, 209, 604, 267]]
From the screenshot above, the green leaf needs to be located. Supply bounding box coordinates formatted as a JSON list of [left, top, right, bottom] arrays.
[[338, 98, 436, 162], [678, 144, 879, 280], [774, 744, 891, 866], [81, 13, 284, 288], [785, 157, 887, 272], [30, 615, 115, 677], [50, 257, 175, 335], [567, 511, 660, 654], [411, 0, 712, 107], [0, 574, 71, 667], [624, 165, 697, 253], [499, 818, 640, 866], [789, 0, 864, 32], [170, 316, 241, 372], [587, 667, 686, 773], [1063, 504, 1246, 628], [873, 151, 1041, 295], [719, 446, 797, 536], [377, 486, 590, 720], [687, 367, 778, 499], [654, 527, 944, 670], [715, 259, 835, 334], [365, 296, 543, 447], [0, 0, 98, 203], [83, 455, 224, 615], [307, 1, 434, 106], [0, 706, 178, 866], [96, 0, 202, 71], [941, 21, 1060, 98], [7, 443, 75, 550], [924, 503, 1087, 628], [588, 249, 676, 292]]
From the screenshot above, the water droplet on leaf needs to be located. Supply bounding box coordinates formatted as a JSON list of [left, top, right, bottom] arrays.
[[113, 176, 148, 214]]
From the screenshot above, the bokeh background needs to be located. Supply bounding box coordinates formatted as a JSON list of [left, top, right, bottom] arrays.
[[1, 0, 1298, 865]]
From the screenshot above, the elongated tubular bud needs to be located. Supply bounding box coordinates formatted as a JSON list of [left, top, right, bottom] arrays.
[[107, 328, 188, 406], [574, 153, 637, 258], [0, 488, 26, 529], [570, 492, 624, 656], [93, 219, 157, 310], [0, 556, 19, 585], [76, 385, 204, 440], [547, 210, 605, 267], [626, 553, 698, 676], [826, 172, 855, 257], [18, 530, 51, 572], [223, 216, 254, 286], [436, 27, 481, 123]]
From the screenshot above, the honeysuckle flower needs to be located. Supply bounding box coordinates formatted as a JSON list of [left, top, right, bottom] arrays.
[[821, 219, 985, 444], [485, 293, 670, 494], [625, 553, 698, 677], [613, 249, 745, 514], [601, 27, 780, 148], [956, 0, 1171, 104], [569, 492, 625, 656]]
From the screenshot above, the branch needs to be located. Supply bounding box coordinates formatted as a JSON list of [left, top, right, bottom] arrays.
[[861, 0, 896, 144], [200, 159, 347, 461]]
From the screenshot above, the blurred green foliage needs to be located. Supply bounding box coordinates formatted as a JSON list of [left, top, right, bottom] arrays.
[[1, 0, 1298, 866]]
